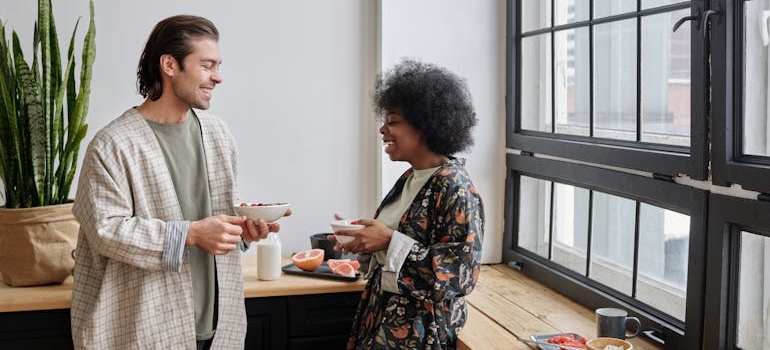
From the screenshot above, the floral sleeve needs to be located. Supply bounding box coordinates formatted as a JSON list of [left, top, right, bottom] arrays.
[[396, 168, 484, 303]]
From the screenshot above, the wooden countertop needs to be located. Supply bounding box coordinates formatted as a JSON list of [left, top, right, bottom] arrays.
[[241, 257, 366, 298], [0, 258, 665, 350], [0, 256, 366, 313], [458, 264, 663, 350]]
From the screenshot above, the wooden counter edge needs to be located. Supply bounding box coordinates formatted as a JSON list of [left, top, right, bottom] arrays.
[[0, 256, 366, 313]]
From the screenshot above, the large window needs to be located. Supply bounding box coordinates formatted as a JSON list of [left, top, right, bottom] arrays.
[[506, 1, 770, 349], [504, 154, 706, 349], [509, 0, 707, 180]]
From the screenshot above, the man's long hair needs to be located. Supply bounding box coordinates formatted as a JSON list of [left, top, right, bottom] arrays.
[[136, 15, 219, 101]]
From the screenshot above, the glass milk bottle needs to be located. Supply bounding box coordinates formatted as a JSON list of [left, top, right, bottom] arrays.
[[257, 233, 282, 280]]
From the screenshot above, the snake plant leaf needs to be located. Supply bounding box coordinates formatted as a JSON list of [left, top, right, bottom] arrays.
[[0, 0, 95, 208], [57, 123, 87, 203], [15, 46, 45, 206], [52, 49, 74, 203]]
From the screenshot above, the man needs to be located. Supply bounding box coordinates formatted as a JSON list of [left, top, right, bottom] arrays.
[[71, 15, 280, 349]]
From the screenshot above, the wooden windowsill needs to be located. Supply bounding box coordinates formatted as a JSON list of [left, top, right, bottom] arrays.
[[458, 264, 664, 350]]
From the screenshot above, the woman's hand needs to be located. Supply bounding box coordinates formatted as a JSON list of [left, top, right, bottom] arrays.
[[334, 219, 393, 254]]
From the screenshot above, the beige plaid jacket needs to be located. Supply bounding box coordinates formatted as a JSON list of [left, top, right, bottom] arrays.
[[71, 108, 246, 349]]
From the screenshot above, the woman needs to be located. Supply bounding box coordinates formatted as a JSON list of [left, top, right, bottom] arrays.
[[335, 59, 484, 350]]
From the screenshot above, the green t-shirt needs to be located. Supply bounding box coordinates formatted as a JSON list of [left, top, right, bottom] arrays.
[[147, 112, 216, 341]]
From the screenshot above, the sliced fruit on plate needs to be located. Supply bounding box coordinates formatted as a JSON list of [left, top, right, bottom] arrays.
[[546, 333, 586, 349], [327, 258, 360, 271], [291, 249, 324, 271], [329, 261, 357, 278]]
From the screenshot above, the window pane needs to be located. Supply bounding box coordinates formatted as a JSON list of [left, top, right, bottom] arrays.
[[642, 0, 689, 10], [590, 191, 635, 295], [521, 0, 551, 33], [641, 10, 691, 146], [552, 183, 589, 274], [638, 204, 689, 321], [642, 0, 687, 10], [554, 0, 588, 26], [518, 176, 551, 258], [594, 19, 637, 141], [555, 28, 591, 136], [737, 231, 770, 350], [521, 34, 553, 132], [742, 0, 770, 156], [594, 0, 635, 19]]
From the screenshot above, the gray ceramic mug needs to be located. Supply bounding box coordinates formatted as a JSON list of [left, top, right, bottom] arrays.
[[595, 307, 641, 339]]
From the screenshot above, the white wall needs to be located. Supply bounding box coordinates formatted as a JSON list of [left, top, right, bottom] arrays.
[[1, 0, 504, 263], [379, 0, 505, 263]]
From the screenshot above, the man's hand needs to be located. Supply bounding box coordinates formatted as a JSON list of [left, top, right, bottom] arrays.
[[187, 215, 246, 254], [240, 208, 291, 243]]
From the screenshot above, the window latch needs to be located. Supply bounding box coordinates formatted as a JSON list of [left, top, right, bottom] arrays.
[[673, 7, 721, 38], [672, 12, 700, 33]]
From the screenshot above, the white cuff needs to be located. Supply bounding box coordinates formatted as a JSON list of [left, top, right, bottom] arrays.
[[380, 231, 417, 294]]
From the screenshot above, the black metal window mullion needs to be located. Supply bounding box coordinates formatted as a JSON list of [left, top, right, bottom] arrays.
[[636, 3, 642, 142], [589, 1, 595, 137], [724, 226, 741, 350], [548, 181, 555, 260], [585, 190, 594, 277], [632, 201, 641, 298], [550, 0, 555, 133]]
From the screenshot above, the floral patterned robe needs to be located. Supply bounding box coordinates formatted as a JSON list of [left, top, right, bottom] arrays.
[[347, 158, 484, 350]]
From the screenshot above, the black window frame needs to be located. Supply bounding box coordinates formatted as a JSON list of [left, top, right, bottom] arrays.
[[710, 0, 770, 194], [506, 1, 770, 349], [505, 1, 725, 349], [503, 153, 707, 350], [507, 0, 709, 180], [702, 194, 770, 350]]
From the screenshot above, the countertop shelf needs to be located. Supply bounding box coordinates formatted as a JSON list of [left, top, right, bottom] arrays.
[[0, 256, 365, 313]]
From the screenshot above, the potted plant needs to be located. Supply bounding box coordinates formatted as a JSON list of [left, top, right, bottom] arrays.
[[0, 0, 95, 286]]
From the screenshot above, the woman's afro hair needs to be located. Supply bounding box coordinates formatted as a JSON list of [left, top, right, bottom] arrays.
[[373, 59, 477, 156]]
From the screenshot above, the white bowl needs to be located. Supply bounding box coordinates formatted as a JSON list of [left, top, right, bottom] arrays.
[[586, 337, 633, 350], [234, 202, 291, 223], [330, 219, 363, 244]]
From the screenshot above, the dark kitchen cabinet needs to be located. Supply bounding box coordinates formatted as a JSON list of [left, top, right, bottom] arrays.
[[0, 308, 74, 350], [0, 291, 360, 350], [245, 296, 288, 350], [245, 291, 361, 350], [286, 292, 360, 350]]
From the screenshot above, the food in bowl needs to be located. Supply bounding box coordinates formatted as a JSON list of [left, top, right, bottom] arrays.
[[585, 337, 633, 350], [329, 219, 364, 244], [233, 202, 291, 223]]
